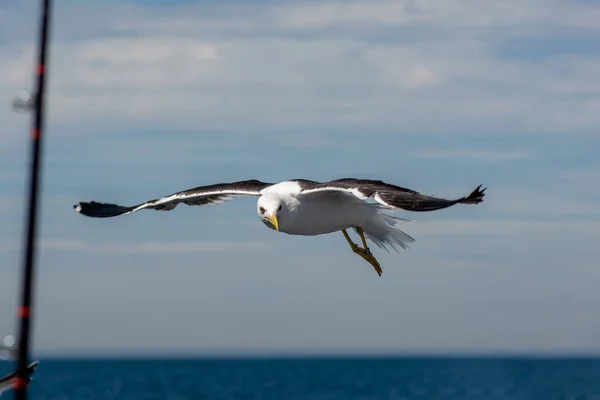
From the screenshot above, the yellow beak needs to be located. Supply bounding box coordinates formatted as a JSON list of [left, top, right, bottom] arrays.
[[268, 214, 279, 231]]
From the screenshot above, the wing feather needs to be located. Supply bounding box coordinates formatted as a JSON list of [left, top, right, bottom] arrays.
[[74, 179, 273, 218], [294, 178, 486, 212]]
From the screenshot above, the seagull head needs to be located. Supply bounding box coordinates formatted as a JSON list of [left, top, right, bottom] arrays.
[[257, 195, 285, 231]]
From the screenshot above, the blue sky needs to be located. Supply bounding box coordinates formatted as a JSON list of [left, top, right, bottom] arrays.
[[1, 0, 600, 356]]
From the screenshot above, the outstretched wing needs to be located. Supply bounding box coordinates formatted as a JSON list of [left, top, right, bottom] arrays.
[[74, 179, 274, 218], [293, 178, 486, 212]]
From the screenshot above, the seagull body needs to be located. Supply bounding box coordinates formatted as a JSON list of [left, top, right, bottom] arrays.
[[257, 181, 387, 235], [75, 178, 486, 276]]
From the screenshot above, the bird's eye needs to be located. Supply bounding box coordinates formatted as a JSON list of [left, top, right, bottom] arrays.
[[259, 207, 265, 214], [278, 205, 282, 211]]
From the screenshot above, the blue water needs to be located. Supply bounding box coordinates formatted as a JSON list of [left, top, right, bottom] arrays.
[[2, 357, 600, 399]]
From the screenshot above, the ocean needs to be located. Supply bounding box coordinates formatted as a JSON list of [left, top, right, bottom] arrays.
[[1, 357, 600, 399]]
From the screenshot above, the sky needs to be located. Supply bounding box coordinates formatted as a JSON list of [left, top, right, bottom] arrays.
[[1, 0, 600, 357]]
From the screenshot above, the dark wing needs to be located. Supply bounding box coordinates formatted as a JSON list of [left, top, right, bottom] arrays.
[[294, 178, 486, 212], [74, 179, 274, 218]]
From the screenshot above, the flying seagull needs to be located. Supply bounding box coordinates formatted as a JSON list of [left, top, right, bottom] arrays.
[[74, 178, 486, 276]]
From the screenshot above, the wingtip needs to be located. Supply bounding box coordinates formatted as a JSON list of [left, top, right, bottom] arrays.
[[473, 184, 486, 202], [460, 184, 487, 204], [72, 201, 134, 218]]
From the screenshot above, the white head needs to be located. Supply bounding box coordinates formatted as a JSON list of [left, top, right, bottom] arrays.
[[256, 194, 286, 231]]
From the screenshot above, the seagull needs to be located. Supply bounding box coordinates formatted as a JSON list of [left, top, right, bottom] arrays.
[[74, 178, 486, 276]]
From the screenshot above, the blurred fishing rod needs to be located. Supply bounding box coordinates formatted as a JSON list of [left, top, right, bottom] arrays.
[[11, 0, 53, 399]]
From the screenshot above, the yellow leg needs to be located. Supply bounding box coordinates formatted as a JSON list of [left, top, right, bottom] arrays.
[[342, 229, 359, 250], [356, 227, 370, 253], [341, 229, 383, 276]]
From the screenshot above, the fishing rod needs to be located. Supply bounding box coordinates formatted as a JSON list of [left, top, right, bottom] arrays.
[[12, 0, 53, 399]]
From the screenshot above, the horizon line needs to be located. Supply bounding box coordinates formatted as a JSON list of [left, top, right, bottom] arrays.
[[18, 349, 600, 360]]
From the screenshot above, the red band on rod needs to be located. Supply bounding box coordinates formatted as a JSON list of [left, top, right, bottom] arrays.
[[17, 306, 30, 318], [37, 64, 45, 75], [32, 128, 40, 139], [13, 377, 28, 389]]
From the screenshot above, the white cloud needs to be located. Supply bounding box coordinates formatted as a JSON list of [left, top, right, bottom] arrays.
[[404, 65, 439, 87], [409, 218, 600, 237], [483, 188, 600, 217], [415, 149, 533, 162], [110, 0, 600, 33], [3, 1, 600, 355], [0, 195, 22, 217], [1, 0, 600, 151], [0, 239, 269, 254], [555, 168, 600, 198]]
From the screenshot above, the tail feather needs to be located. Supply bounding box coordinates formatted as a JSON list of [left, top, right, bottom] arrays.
[[359, 210, 416, 254]]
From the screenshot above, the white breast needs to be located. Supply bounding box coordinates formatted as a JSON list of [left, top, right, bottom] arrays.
[[278, 191, 374, 236]]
